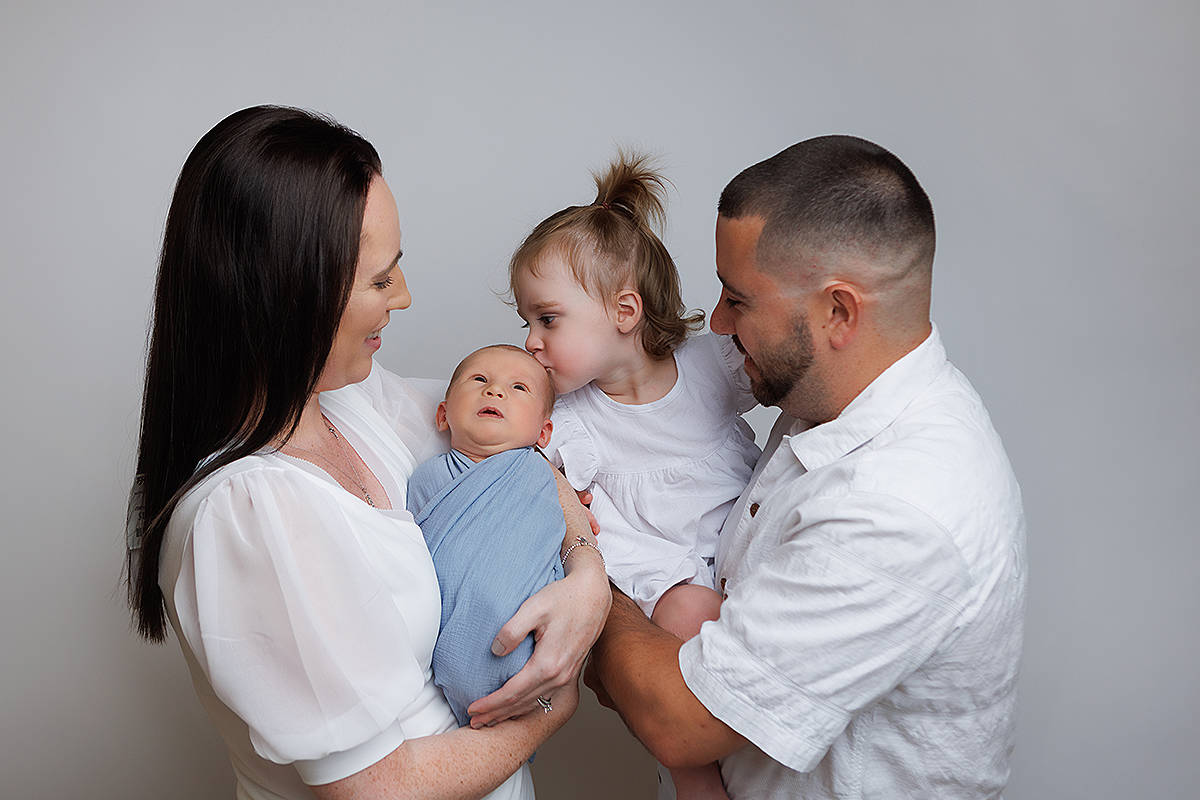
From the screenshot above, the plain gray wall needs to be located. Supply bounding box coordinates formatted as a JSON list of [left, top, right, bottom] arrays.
[[1, 1, 1197, 798]]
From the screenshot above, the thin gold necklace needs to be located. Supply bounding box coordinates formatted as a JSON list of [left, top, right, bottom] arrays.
[[284, 414, 376, 507]]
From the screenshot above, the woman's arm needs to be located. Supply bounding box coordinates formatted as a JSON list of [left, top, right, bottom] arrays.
[[465, 466, 610, 727], [312, 679, 580, 800]]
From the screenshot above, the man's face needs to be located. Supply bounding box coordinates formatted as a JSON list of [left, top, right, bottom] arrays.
[[710, 215, 820, 416]]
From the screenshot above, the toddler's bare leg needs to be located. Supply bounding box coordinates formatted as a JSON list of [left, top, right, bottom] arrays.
[[651, 584, 729, 800]]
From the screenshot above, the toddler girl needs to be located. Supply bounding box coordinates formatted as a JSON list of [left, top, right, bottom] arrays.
[[509, 153, 760, 800]]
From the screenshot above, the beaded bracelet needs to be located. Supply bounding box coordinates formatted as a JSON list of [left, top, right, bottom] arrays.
[[560, 536, 605, 569]]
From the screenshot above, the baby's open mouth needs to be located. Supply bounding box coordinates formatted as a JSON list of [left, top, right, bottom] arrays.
[[478, 407, 503, 418]]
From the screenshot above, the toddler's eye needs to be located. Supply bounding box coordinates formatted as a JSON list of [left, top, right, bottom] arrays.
[[539, 314, 556, 326]]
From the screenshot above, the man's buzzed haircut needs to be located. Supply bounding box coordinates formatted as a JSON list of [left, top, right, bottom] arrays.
[[718, 135, 935, 279]]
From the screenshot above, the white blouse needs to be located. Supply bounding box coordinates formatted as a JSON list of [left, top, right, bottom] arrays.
[[543, 333, 761, 616], [158, 367, 533, 800]]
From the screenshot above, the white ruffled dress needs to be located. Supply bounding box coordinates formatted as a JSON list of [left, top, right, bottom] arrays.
[[543, 333, 761, 616]]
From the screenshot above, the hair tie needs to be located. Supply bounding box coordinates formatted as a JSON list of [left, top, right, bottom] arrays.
[[599, 201, 612, 210]]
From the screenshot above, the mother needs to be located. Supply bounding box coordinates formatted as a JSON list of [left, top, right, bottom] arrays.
[[127, 106, 610, 799]]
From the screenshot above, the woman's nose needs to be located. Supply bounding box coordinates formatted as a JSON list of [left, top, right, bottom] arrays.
[[390, 269, 412, 311]]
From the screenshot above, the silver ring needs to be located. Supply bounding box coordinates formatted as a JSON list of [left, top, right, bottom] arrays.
[[537, 695, 553, 714]]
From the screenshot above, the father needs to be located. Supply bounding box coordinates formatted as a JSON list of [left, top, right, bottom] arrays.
[[586, 135, 1026, 798]]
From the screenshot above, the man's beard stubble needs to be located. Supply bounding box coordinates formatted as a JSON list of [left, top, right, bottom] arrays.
[[736, 312, 816, 409]]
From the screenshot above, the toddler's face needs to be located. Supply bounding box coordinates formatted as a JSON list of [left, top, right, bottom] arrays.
[[514, 253, 625, 394], [437, 347, 554, 461]]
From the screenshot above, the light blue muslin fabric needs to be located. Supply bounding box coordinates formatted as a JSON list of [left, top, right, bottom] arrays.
[[407, 447, 564, 726]]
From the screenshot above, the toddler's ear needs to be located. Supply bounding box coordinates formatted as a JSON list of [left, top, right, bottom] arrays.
[[536, 419, 553, 449], [613, 288, 643, 334], [435, 401, 450, 432]]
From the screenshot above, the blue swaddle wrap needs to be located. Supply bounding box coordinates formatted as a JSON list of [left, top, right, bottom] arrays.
[[408, 447, 565, 726]]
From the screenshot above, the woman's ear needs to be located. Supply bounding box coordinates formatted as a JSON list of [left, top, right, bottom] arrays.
[[537, 419, 553, 449], [435, 401, 450, 432], [613, 288, 643, 334]]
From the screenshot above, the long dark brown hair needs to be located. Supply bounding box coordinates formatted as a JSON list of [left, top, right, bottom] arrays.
[[128, 105, 381, 642]]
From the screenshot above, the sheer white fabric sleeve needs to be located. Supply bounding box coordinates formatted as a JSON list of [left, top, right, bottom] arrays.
[[174, 466, 428, 769], [357, 363, 450, 463], [714, 334, 757, 413]]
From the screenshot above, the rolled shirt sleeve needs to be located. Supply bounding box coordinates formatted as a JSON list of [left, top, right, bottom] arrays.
[[679, 490, 972, 772]]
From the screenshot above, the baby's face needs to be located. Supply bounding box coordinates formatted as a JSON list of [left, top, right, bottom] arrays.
[[437, 347, 555, 462]]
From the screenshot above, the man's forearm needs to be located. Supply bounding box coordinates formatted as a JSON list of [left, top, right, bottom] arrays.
[[589, 588, 747, 768]]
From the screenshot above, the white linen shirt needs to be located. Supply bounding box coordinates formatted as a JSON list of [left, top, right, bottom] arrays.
[[678, 327, 1027, 799]]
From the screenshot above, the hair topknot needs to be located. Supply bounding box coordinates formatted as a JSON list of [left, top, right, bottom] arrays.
[[509, 150, 704, 359]]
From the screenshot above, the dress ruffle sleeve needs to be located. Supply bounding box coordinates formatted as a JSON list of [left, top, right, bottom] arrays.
[[714, 334, 757, 413], [172, 466, 430, 768], [543, 403, 600, 491]]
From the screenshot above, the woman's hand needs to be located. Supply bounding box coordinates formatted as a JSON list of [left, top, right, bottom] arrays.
[[466, 467, 610, 727]]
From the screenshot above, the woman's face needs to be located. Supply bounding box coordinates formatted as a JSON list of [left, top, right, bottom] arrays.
[[317, 176, 411, 392]]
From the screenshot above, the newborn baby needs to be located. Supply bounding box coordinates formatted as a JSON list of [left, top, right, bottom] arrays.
[[407, 344, 565, 726]]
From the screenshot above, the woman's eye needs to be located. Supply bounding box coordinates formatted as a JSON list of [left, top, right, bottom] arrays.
[[374, 275, 395, 289]]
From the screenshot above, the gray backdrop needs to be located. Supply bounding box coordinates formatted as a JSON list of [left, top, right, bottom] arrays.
[[1, 1, 1196, 798]]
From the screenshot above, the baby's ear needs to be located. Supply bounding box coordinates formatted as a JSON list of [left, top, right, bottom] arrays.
[[435, 402, 450, 432], [536, 419, 553, 449], [613, 287, 643, 334]]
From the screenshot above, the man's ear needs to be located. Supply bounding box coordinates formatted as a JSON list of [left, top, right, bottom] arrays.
[[536, 419, 553, 449], [435, 401, 450, 432], [824, 282, 863, 350], [613, 288, 644, 334]]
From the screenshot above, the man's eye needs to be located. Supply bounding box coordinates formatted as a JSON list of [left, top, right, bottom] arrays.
[[724, 297, 741, 309]]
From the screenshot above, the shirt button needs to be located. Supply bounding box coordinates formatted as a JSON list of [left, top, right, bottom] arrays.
[[749, 502, 760, 517]]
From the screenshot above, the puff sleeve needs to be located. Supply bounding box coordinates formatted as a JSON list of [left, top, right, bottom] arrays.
[[171, 466, 437, 775], [542, 403, 600, 492], [714, 334, 757, 413]]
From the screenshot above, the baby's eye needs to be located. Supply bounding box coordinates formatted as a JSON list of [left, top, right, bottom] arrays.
[[513, 383, 528, 392], [472, 375, 487, 383]]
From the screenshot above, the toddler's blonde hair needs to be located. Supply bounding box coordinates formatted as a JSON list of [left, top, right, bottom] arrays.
[[509, 151, 704, 359]]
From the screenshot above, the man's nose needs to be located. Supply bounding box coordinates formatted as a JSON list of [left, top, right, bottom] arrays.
[[710, 293, 733, 334]]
